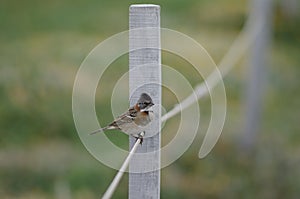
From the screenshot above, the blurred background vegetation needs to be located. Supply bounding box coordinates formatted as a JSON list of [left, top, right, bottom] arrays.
[[1, 0, 300, 198]]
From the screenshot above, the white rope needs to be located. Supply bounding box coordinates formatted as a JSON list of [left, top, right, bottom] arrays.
[[101, 132, 144, 199], [161, 14, 263, 123]]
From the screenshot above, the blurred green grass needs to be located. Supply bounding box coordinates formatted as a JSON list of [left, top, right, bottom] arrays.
[[1, 0, 300, 198]]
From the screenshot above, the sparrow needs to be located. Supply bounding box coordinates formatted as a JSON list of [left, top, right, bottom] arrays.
[[90, 93, 154, 143]]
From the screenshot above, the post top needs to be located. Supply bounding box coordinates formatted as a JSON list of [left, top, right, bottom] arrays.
[[130, 4, 160, 8]]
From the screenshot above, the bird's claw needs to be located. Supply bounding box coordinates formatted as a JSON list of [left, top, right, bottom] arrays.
[[134, 131, 145, 145]]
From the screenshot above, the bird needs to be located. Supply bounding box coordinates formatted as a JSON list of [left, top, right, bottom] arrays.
[[90, 93, 154, 143]]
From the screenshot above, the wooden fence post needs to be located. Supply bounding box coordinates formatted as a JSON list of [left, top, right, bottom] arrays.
[[129, 4, 161, 199]]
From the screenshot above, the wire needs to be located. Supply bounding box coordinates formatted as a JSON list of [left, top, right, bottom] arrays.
[[101, 132, 144, 199], [161, 13, 263, 123]]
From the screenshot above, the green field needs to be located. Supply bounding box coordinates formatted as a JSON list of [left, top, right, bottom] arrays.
[[1, 0, 300, 198]]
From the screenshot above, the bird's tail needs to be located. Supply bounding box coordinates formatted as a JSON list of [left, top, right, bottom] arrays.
[[89, 127, 108, 135]]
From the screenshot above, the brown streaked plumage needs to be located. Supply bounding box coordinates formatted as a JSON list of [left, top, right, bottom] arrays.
[[90, 93, 154, 140]]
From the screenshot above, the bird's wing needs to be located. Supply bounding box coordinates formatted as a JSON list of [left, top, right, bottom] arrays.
[[109, 106, 137, 127], [128, 106, 138, 117], [118, 106, 137, 120]]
